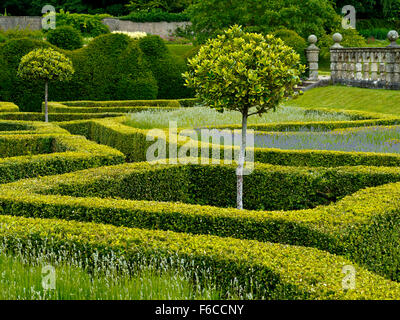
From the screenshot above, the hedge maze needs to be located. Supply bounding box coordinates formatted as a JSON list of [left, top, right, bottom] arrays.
[[1, 100, 400, 299]]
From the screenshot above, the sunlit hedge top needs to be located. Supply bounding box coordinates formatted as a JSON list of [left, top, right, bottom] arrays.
[[17, 48, 75, 82], [183, 25, 305, 115]]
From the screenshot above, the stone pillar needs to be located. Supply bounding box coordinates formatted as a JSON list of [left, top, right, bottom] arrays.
[[306, 35, 320, 81]]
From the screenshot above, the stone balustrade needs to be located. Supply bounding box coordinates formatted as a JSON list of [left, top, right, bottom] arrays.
[[329, 30, 400, 89]]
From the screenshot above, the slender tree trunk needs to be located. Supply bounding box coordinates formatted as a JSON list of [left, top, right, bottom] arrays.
[[237, 109, 248, 210], [44, 81, 48, 123]]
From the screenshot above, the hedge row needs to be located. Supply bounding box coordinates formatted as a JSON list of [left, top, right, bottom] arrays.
[[0, 102, 19, 113], [60, 99, 196, 108], [46, 102, 180, 114], [0, 34, 192, 112], [60, 116, 400, 167], [1, 161, 400, 282], [20, 161, 400, 210], [0, 120, 67, 135], [0, 112, 123, 122], [0, 135, 55, 157], [0, 213, 399, 299], [0, 133, 124, 184]]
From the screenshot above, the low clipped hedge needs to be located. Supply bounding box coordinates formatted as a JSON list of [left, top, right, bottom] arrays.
[[2, 161, 400, 282], [0, 132, 124, 184], [60, 100, 183, 108], [0, 102, 19, 113], [46, 102, 180, 114], [18, 162, 400, 211], [0, 112, 123, 122], [0, 213, 400, 299], [0, 120, 67, 135], [60, 116, 400, 167]]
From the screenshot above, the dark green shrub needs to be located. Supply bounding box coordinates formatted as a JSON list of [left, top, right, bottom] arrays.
[[54, 11, 110, 37], [47, 26, 83, 50], [120, 9, 190, 22], [139, 35, 192, 99], [359, 28, 390, 40], [273, 29, 307, 64]]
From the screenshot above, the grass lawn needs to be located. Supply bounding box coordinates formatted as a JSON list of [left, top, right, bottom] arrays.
[[167, 44, 195, 58], [288, 86, 400, 115]]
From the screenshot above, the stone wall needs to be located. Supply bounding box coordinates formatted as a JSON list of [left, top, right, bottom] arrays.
[[102, 18, 190, 39], [0, 16, 42, 31], [0, 16, 190, 39]]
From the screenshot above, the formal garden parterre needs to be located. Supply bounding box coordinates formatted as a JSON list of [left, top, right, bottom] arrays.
[[1, 96, 400, 299]]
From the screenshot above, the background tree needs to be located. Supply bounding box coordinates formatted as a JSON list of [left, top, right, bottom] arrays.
[[17, 48, 74, 122], [187, 0, 340, 43], [183, 25, 304, 210]]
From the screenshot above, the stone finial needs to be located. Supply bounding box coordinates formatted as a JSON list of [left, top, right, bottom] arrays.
[[307, 35, 318, 50], [387, 30, 400, 48], [332, 33, 343, 48]]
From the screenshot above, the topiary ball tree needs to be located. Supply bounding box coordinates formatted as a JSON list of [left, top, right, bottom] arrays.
[[183, 25, 304, 210], [17, 48, 74, 122]]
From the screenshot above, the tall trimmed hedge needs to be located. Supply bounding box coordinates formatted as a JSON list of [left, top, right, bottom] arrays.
[[138, 35, 193, 99], [0, 34, 190, 112]]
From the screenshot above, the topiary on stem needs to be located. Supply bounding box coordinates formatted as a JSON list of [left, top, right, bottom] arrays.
[[17, 48, 74, 122], [183, 25, 304, 209]]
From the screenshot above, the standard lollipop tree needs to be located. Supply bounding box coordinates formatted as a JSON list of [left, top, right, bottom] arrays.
[[184, 25, 304, 210], [18, 48, 74, 122]]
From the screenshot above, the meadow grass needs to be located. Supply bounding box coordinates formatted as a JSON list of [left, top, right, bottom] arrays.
[[288, 86, 400, 115], [125, 106, 352, 129], [0, 251, 221, 300]]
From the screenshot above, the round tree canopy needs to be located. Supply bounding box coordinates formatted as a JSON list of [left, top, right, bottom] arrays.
[[17, 48, 74, 82], [183, 25, 305, 116]]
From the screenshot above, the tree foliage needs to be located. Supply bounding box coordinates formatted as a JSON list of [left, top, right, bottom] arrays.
[[187, 0, 340, 42], [183, 25, 304, 115], [17, 48, 74, 83], [183, 25, 304, 210]]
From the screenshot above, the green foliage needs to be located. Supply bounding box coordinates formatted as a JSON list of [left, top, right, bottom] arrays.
[[47, 26, 83, 50], [0, 122, 124, 183], [184, 26, 304, 115], [273, 29, 307, 65], [120, 9, 190, 22], [126, 0, 192, 13], [1, 203, 400, 299], [0, 27, 44, 41], [139, 35, 192, 99], [17, 48, 74, 83], [53, 11, 111, 37], [4, 162, 400, 288], [0, 33, 192, 112], [0, 102, 19, 113], [319, 28, 367, 61], [359, 28, 391, 40], [188, 0, 340, 42]]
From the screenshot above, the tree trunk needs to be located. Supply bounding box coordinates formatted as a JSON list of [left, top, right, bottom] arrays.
[[237, 109, 248, 210], [44, 81, 49, 123]]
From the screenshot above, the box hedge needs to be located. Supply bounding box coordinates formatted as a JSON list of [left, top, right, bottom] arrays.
[[60, 116, 400, 167], [0, 213, 399, 299], [0, 132, 124, 184], [2, 161, 400, 283], [0, 102, 19, 113]]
